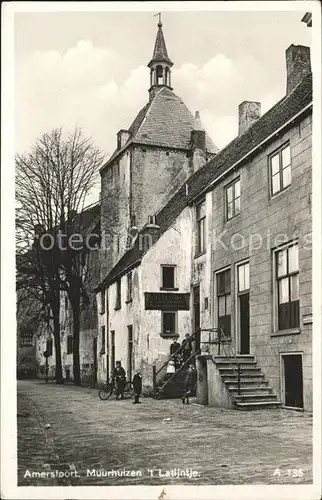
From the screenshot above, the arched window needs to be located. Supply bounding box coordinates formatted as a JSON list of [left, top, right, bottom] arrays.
[[156, 65, 163, 85], [165, 67, 169, 86]]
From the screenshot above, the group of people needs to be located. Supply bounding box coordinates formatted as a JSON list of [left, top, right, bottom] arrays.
[[168, 333, 194, 372], [111, 332, 197, 406], [167, 333, 197, 404], [112, 361, 142, 404]]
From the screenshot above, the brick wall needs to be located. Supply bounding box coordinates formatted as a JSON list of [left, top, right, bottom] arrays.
[[131, 146, 192, 230]]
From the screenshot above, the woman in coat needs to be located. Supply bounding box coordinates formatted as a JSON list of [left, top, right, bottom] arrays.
[[132, 370, 142, 404]]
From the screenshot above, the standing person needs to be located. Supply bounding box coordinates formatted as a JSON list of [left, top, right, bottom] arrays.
[[182, 364, 197, 405], [113, 361, 126, 400], [132, 370, 142, 404], [166, 359, 175, 378], [169, 338, 181, 356], [182, 333, 192, 365], [170, 338, 181, 370]]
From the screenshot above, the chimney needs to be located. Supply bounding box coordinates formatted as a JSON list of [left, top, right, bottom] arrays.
[[286, 45, 311, 94], [191, 111, 206, 151], [238, 101, 261, 136], [117, 129, 131, 150], [301, 12, 312, 28]]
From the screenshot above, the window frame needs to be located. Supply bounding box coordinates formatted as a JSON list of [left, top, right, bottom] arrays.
[[161, 311, 178, 337], [100, 325, 106, 354], [126, 272, 133, 303], [225, 177, 241, 222], [214, 267, 232, 337], [115, 278, 121, 310], [195, 199, 206, 257], [273, 241, 300, 333], [269, 143, 291, 197], [160, 265, 177, 290]]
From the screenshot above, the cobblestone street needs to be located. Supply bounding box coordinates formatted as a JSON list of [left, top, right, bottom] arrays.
[[17, 380, 312, 486]]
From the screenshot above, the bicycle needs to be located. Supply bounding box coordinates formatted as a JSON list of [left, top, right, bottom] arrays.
[[98, 375, 133, 401]]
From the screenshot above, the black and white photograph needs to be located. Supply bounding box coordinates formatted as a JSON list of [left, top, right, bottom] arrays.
[[1, 1, 321, 499]]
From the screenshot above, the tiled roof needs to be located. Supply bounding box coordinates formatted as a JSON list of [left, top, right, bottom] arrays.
[[97, 73, 312, 290], [102, 88, 218, 169], [134, 88, 218, 152]]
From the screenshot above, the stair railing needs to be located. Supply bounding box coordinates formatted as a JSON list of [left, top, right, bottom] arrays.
[[215, 328, 241, 395], [152, 330, 200, 397], [157, 350, 199, 395], [210, 328, 265, 396], [199, 327, 242, 396]]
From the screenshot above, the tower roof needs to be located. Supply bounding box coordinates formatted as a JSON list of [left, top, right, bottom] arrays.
[[102, 88, 218, 169], [148, 20, 173, 67]]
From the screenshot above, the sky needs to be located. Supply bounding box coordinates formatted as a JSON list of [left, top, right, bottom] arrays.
[[14, 8, 312, 193]]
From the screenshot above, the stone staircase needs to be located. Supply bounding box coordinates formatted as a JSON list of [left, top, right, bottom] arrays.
[[213, 355, 282, 410]]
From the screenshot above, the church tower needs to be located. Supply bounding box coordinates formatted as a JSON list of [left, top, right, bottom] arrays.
[[148, 16, 173, 99], [99, 17, 218, 279]]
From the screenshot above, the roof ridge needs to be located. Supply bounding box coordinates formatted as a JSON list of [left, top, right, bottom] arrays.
[[97, 73, 312, 290]]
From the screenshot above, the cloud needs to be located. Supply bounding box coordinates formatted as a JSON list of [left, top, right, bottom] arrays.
[[16, 39, 283, 159]]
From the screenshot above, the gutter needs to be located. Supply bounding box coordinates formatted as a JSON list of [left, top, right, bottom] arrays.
[[191, 101, 312, 203]]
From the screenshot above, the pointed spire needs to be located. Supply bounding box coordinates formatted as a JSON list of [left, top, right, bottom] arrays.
[[148, 15, 173, 68], [193, 111, 204, 131]]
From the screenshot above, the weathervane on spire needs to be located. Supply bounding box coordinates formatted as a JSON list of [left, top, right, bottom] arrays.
[[154, 12, 162, 27]]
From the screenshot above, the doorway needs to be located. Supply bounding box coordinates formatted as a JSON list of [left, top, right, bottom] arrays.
[[111, 331, 115, 372], [192, 285, 201, 353], [92, 337, 98, 384], [282, 354, 303, 409], [239, 293, 250, 354], [237, 262, 250, 354]]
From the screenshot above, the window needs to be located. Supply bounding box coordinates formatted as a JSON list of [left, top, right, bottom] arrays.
[[237, 262, 249, 293], [276, 243, 299, 330], [162, 311, 177, 336], [270, 144, 291, 196], [20, 332, 33, 347], [100, 289, 105, 314], [161, 265, 175, 289], [115, 279, 121, 310], [100, 326, 106, 354], [46, 338, 53, 356], [196, 200, 206, 255], [67, 335, 73, 354], [216, 269, 231, 336], [114, 162, 120, 178], [225, 178, 240, 221], [127, 272, 133, 302]]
